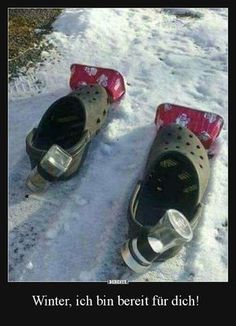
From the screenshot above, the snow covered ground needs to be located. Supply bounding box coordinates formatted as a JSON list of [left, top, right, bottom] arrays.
[[8, 8, 228, 282]]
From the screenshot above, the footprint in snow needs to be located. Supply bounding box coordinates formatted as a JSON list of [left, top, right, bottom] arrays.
[[77, 198, 88, 206]]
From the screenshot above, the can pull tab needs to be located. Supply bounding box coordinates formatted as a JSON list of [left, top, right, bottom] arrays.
[[26, 145, 73, 192], [121, 209, 193, 273]]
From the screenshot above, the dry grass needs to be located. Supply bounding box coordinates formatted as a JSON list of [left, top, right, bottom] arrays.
[[8, 9, 62, 78]]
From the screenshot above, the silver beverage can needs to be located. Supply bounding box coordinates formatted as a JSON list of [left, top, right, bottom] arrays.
[[26, 167, 49, 192], [40, 145, 73, 178], [26, 145, 73, 192]]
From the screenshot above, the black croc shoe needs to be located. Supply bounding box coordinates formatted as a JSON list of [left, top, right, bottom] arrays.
[[26, 84, 109, 191], [121, 123, 210, 273]]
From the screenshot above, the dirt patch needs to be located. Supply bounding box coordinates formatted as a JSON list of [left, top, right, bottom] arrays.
[[8, 8, 63, 80], [163, 9, 202, 19]]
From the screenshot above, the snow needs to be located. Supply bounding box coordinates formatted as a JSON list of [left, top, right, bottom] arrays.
[[8, 8, 228, 282]]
